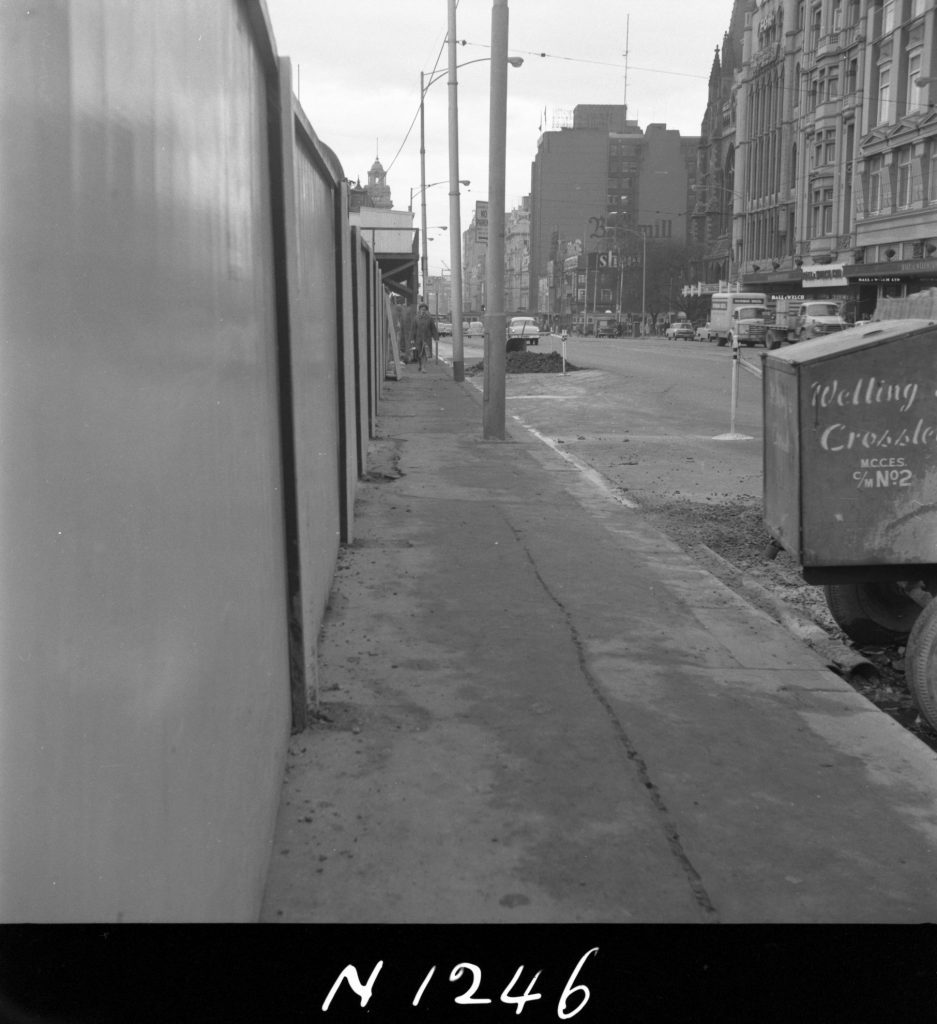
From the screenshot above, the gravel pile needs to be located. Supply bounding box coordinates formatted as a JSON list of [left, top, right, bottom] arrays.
[[466, 351, 578, 375]]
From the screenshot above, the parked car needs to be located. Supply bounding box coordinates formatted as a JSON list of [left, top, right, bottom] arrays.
[[506, 316, 541, 346], [670, 322, 695, 341], [437, 319, 452, 336], [466, 321, 484, 337]]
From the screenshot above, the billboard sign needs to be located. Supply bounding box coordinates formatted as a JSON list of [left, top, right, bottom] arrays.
[[475, 201, 488, 243]]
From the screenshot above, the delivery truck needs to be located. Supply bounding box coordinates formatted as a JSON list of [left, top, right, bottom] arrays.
[[765, 296, 847, 349], [708, 291, 767, 347]]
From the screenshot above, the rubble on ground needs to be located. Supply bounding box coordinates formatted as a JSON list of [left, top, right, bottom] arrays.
[[465, 351, 578, 375]]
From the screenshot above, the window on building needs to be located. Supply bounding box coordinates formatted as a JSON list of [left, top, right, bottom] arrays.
[[882, 0, 896, 34], [907, 51, 924, 114], [813, 129, 835, 166], [810, 4, 821, 48], [831, 0, 842, 31], [798, 2, 805, 30], [846, 58, 858, 94], [868, 155, 885, 213], [827, 69, 839, 100], [897, 148, 913, 207], [794, 63, 801, 105], [929, 146, 937, 203], [878, 65, 892, 123], [846, 0, 860, 26], [812, 187, 834, 235], [911, 0, 926, 17]]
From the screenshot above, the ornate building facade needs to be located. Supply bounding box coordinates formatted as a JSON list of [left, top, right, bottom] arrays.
[[692, 0, 937, 319]]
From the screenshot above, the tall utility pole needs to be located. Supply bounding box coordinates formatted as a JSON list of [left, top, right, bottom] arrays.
[[447, 0, 466, 382], [419, 71, 429, 307], [483, 0, 509, 439]]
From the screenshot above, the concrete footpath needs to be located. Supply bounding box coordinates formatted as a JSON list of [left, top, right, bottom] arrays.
[[260, 360, 937, 923]]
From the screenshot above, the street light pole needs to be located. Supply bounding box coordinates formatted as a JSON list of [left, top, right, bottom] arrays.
[[484, 0, 509, 439]]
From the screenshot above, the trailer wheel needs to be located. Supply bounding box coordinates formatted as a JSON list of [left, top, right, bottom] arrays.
[[822, 581, 922, 645], [905, 599, 937, 732]]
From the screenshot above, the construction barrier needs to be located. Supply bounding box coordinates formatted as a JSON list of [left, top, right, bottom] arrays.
[[0, 1, 392, 921]]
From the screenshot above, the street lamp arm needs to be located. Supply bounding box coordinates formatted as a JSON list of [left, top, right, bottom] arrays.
[[423, 55, 523, 92]]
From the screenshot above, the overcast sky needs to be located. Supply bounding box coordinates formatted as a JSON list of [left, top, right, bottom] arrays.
[[264, 0, 731, 275]]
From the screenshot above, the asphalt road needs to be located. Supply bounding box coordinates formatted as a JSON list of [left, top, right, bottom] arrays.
[[440, 333, 767, 508]]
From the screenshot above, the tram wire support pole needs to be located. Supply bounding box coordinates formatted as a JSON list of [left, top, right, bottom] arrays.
[[419, 72, 429, 313], [447, 0, 466, 382], [483, 0, 509, 439]]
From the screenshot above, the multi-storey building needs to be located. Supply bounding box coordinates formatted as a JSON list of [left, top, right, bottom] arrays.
[[529, 107, 699, 327], [461, 199, 530, 317], [694, 0, 937, 319], [853, 0, 937, 310], [462, 207, 488, 317], [690, 10, 748, 286], [505, 199, 530, 313]]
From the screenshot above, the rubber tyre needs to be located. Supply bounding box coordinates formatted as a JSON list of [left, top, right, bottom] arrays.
[[905, 599, 937, 731], [717, 336, 727, 347], [823, 581, 922, 645]]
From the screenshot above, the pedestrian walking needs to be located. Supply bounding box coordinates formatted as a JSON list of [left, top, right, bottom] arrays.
[[411, 303, 438, 372]]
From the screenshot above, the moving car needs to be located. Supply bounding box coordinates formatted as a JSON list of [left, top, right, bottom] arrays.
[[670, 322, 695, 341], [694, 323, 712, 343]]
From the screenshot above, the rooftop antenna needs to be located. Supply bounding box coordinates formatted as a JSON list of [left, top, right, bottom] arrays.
[[623, 14, 630, 124]]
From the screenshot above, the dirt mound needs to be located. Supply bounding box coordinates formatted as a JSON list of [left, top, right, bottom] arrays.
[[466, 351, 578, 375]]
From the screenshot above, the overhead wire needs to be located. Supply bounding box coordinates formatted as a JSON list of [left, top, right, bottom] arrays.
[[384, 27, 448, 175], [385, 25, 713, 178], [455, 38, 709, 81]]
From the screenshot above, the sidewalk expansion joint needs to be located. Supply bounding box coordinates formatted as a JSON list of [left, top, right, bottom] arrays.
[[503, 513, 721, 923]]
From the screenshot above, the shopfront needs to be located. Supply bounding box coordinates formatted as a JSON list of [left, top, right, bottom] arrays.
[[801, 262, 863, 323], [845, 259, 937, 321]]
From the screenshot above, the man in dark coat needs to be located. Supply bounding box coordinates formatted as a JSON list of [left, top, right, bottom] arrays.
[[411, 303, 438, 372]]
